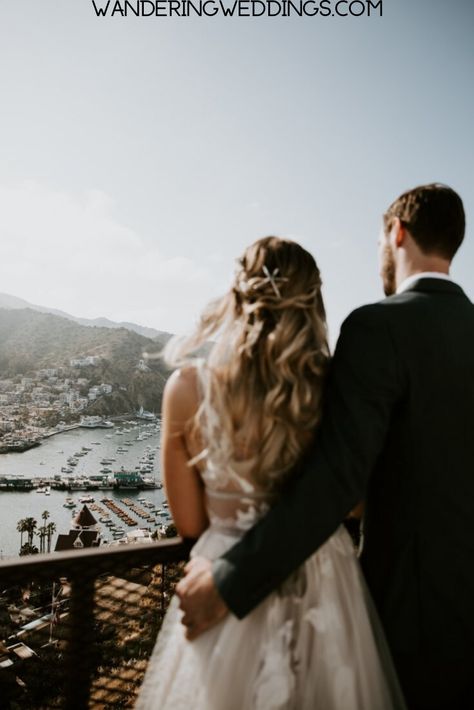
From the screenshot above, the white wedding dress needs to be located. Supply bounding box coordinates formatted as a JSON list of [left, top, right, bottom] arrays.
[[135, 365, 407, 710]]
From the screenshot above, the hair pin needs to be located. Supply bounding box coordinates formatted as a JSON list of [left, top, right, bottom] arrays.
[[262, 265, 282, 298]]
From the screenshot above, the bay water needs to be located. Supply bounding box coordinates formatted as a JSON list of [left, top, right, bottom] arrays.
[[0, 422, 166, 558]]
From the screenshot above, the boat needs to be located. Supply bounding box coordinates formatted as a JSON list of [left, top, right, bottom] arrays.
[[64, 498, 76, 509], [80, 416, 114, 429], [68, 482, 89, 491], [136, 407, 156, 421], [79, 494, 95, 504]]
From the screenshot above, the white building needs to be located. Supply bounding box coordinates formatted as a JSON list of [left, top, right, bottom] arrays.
[[70, 356, 101, 368]]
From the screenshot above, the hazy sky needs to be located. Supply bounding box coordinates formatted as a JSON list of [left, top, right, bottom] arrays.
[[0, 0, 472, 341]]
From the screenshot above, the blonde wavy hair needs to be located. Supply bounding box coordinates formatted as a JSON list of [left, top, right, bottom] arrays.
[[164, 236, 330, 491]]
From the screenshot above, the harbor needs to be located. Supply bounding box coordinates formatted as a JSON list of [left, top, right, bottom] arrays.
[[0, 418, 169, 558]]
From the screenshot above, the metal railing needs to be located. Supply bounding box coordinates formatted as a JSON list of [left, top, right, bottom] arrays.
[[0, 539, 191, 709]]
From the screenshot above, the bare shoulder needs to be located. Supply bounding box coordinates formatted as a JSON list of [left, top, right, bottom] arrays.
[[164, 365, 199, 399], [163, 365, 200, 428]]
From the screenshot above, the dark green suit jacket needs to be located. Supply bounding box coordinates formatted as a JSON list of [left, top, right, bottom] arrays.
[[214, 278, 474, 674]]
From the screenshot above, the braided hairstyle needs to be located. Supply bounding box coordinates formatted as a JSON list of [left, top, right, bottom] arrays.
[[164, 236, 330, 490]]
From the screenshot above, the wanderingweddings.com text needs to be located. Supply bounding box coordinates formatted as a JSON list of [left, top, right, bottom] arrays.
[[91, 0, 383, 18]]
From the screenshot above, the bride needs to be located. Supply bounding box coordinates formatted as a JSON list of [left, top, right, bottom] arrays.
[[135, 236, 406, 709]]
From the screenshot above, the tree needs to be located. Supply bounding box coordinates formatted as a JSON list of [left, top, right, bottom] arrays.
[[39, 510, 50, 553], [19, 542, 39, 556], [46, 522, 57, 553], [164, 523, 178, 538], [24, 517, 38, 546], [37, 527, 47, 554], [16, 518, 28, 549]]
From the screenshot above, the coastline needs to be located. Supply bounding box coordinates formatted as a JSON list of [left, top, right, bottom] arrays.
[[0, 440, 42, 454], [0, 412, 139, 455]]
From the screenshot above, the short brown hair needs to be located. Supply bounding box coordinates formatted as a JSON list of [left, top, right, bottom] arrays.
[[383, 183, 465, 260]]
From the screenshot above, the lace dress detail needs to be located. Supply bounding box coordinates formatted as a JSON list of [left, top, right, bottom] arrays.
[[135, 361, 406, 710]]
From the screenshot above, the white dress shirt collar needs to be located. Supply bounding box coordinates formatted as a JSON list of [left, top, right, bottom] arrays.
[[396, 272, 453, 295]]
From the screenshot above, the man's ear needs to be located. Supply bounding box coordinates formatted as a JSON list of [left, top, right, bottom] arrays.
[[390, 217, 406, 249]]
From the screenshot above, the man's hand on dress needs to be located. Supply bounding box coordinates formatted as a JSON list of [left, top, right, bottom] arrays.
[[176, 557, 229, 640]]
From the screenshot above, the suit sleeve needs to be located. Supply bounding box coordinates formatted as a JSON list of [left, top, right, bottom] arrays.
[[212, 305, 403, 618]]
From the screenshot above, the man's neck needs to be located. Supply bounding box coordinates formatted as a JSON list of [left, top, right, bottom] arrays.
[[396, 270, 453, 294], [396, 260, 450, 288]]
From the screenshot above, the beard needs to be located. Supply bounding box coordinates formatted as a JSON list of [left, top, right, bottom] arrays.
[[381, 244, 396, 296]]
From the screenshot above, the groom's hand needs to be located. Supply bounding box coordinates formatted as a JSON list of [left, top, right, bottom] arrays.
[[176, 557, 229, 640]]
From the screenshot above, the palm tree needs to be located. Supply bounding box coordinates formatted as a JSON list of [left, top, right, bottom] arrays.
[[16, 518, 28, 549], [40, 510, 50, 554], [37, 527, 47, 554], [24, 517, 37, 546], [46, 522, 57, 553]]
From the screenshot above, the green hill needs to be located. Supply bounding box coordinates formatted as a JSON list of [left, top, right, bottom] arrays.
[[0, 308, 172, 413]]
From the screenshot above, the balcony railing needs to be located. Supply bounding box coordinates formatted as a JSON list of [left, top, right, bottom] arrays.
[[0, 539, 192, 709]]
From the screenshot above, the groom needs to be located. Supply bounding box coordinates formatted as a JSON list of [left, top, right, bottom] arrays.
[[176, 184, 473, 710]]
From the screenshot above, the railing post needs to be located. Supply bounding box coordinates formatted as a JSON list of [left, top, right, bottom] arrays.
[[65, 572, 95, 710], [161, 563, 166, 614]]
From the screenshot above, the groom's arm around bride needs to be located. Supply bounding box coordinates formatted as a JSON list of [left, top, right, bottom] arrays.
[[178, 183, 474, 710]]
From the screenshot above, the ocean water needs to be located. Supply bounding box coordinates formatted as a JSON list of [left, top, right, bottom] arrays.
[[0, 422, 167, 558]]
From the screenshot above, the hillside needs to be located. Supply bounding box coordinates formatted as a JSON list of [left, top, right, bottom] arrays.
[[0, 292, 173, 341], [0, 308, 171, 413]]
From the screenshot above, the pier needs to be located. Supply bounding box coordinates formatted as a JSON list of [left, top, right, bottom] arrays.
[[0, 475, 161, 492]]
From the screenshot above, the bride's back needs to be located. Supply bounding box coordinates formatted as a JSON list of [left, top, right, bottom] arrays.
[[167, 237, 331, 527]]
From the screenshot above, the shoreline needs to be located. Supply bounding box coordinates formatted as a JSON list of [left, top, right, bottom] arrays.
[[0, 412, 151, 455], [0, 440, 42, 454]]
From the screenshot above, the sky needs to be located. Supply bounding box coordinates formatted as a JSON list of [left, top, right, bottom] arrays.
[[0, 0, 472, 343]]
